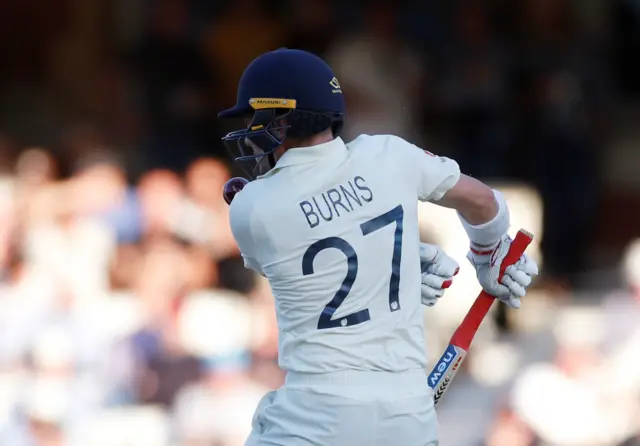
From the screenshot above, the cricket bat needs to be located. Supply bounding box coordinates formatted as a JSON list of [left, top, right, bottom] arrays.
[[427, 229, 534, 405]]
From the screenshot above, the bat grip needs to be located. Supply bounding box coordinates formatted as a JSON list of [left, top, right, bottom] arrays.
[[499, 230, 533, 279], [450, 229, 533, 349]]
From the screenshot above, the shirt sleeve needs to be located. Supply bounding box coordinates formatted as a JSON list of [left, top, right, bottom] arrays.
[[228, 188, 264, 275], [386, 135, 461, 201]]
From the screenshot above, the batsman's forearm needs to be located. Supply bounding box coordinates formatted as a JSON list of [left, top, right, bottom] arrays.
[[435, 174, 510, 248], [456, 184, 498, 225], [435, 174, 498, 225], [459, 189, 509, 249]]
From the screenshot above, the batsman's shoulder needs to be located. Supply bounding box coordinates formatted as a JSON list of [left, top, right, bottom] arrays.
[[347, 133, 408, 152], [350, 133, 435, 165], [347, 134, 418, 167], [228, 180, 262, 230]]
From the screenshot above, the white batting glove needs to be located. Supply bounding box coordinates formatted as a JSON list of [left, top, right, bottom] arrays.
[[420, 243, 460, 307], [467, 234, 539, 309]]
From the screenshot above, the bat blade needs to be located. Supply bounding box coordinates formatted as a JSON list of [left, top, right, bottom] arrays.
[[428, 344, 467, 406]]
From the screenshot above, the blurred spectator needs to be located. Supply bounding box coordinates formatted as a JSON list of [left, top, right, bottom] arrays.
[[509, 0, 606, 286], [173, 290, 267, 445], [0, 134, 18, 173], [325, 0, 427, 143], [174, 353, 268, 446], [483, 406, 538, 446], [180, 157, 236, 259], [110, 237, 198, 407], [506, 241, 640, 445], [22, 166, 118, 299], [136, 169, 184, 240], [202, 0, 285, 109], [132, 0, 212, 171], [15, 148, 58, 192], [0, 176, 17, 281], [440, 0, 511, 179]]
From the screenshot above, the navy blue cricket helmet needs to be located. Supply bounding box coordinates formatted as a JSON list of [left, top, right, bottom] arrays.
[[218, 48, 345, 179]]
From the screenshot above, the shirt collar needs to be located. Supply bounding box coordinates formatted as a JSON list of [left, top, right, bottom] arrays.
[[259, 137, 347, 178]]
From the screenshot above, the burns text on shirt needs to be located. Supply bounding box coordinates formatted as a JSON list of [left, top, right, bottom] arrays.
[[299, 176, 373, 228]]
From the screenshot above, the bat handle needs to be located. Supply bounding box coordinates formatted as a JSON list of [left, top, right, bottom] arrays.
[[450, 229, 533, 349], [499, 229, 533, 279]]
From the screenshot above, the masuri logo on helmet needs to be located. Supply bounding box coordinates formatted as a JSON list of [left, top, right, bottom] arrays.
[[249, 98, 297, 110]]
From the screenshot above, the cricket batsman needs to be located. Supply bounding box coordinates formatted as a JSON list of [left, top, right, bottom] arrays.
[[218, 49, 538, 445]]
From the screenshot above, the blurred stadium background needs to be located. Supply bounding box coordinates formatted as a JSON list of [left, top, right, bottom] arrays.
[[0, 0, 638, 445]]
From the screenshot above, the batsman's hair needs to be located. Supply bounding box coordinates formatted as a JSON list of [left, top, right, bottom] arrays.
[[285, 110, 343, 139]]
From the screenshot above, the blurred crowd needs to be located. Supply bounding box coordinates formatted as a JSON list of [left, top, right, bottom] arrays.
[[0, 0, 638, 445], [0, 149, 283, 445], [483, 281, 640, 446]]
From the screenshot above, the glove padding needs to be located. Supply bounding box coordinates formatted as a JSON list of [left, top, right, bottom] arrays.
[[466, 234, 539, 309], [420, 243, 460, 307]]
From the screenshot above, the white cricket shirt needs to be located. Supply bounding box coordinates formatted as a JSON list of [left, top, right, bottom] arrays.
[[229, 135, 460, 374]]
